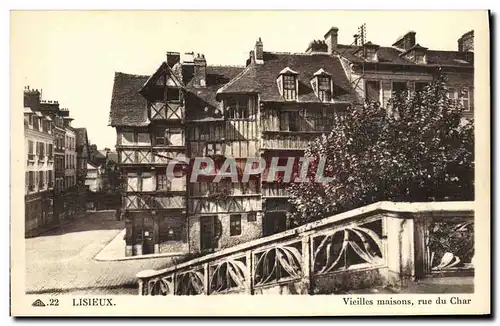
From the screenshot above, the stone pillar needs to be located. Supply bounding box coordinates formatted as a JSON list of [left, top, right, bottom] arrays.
[[203, 263, 210, 295], [385, 213, 416, 286], [245, 251, 254, 295], [301, 235, 312, 294]]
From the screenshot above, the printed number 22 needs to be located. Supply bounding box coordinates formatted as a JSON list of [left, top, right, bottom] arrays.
[[49, 299, 59, 306]]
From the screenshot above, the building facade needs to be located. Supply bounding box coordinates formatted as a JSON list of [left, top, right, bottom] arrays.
[[24, 87, 89, 236], [75, 127, 90, 215], [24, 87, 55, 234], [109, 27, 474, 257], [85, 163, 103, 192], [327, 28, 474, 119]]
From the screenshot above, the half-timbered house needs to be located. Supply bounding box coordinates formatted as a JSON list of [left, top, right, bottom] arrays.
[[110, 38, 356, 256]]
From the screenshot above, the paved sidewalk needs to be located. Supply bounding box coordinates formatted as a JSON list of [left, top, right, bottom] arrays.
[[25, 211, 178, 295]]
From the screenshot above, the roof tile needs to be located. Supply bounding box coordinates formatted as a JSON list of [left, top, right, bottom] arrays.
[[217, 52, 356, 103]]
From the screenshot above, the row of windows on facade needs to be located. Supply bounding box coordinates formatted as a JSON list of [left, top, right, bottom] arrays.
[[139, 213, 256, 242], [26, 115, 53, 134], [278, 73, 333, 102], [156, 73, 330, 106], [125, 172, 262, 194], [27, 141, 76, 167], [26, 114, 67, 131], [25, 170, 53, 191], [54, 134, 76, 151], [26, 171, 77, 192], [122, 109, 339, 150], [120, 129, 184, 147], [202, 214, 257, 239], [27, 141, 53, 161], [54, 176, 77, 191], [364, 81, 471, 111]]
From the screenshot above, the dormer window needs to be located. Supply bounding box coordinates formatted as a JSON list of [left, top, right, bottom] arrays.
[[311, 69, 332, 102], [401, 44, 428, 64], [356, 42, 379, 62], [283, 75, 297, 100], [277, 67, 299, 101]]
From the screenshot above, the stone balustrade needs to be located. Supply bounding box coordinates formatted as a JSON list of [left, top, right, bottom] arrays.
[[137, 201, 474, 295]]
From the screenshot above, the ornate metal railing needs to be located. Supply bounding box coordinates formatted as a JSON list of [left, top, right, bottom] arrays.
[[137, 201, 474, 295]]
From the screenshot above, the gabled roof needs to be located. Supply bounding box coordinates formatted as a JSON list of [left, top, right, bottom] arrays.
[[139, 62, 184, 93], [217, 52, 356, 103], [313, 68, 331, 76], [108, 65, 244, 126], [109, 72, 150, 127]]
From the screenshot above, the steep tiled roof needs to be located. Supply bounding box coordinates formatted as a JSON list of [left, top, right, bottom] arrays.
[[109, 72, 150, 127], [185, 65, 245, 108], [426, 50, 473, 66], [109, 66, 244, 126], [217, 52, 356, 103]]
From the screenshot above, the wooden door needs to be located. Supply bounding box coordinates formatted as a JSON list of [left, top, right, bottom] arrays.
[[200, 216, 216, 253]]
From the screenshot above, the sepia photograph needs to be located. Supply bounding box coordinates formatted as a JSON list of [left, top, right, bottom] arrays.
[[10, 9, 490, 316]]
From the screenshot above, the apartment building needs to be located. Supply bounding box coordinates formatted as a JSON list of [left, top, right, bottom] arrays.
[[24, 87, 55, 233], [24, 87, 89, 235], [109, 27, 474, 257], [327, 27, 474, 118]]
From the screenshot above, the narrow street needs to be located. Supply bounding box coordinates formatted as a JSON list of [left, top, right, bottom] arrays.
[[25, 211, 177, 295]]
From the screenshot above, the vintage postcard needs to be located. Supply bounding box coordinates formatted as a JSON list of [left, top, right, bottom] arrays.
[[10, 10, 490, 316]]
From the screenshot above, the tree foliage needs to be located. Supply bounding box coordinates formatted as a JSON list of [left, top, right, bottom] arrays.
[[287, 74, 474, 226]]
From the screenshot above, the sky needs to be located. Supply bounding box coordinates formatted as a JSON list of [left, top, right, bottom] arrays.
[[11, 11, 487, 149]]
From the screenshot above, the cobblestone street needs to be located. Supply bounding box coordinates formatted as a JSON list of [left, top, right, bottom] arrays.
[[25, 211, 178, 295]]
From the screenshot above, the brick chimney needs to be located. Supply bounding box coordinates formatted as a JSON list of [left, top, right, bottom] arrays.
[[254, 38, 264, 64], [306, 40, 328, 54], [324, 27, 339, 54], [166, 51, 181, 68], [193, 53, 207, 88], [23, 86, 41, 110], [392, 31, 416, 51], [458, 30, 474, 52]]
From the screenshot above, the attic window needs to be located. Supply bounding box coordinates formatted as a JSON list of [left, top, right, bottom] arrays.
[[166, 88, 181, 102], [226, 97, 249, 119], [277, 67, 299, 101], [312, 69, 332, 102], [365, 47, 376, 59], [283, 75, 297, 100]]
